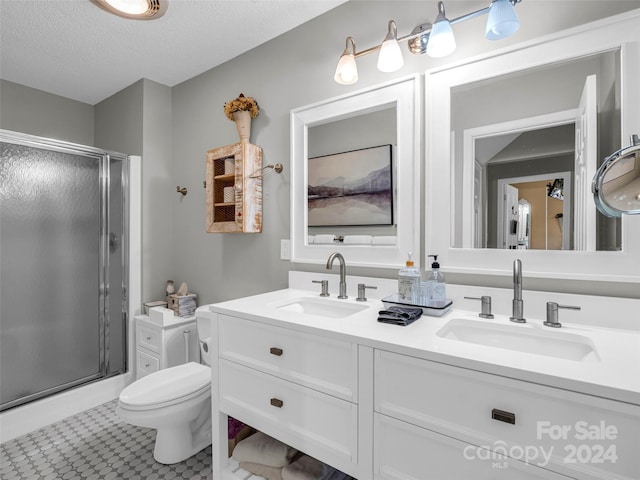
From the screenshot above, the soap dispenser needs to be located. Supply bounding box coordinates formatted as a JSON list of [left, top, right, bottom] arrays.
[[398, 252, 421, 303], [426, 255, 446, 302]]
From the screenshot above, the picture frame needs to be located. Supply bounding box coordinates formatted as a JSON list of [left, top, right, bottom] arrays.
[[308, 144, 393, 227]]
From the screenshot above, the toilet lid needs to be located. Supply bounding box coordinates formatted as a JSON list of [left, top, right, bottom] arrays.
[[120, 362, 210, 409]]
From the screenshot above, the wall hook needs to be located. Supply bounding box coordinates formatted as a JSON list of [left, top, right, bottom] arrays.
[[176, 186, 188, 196]]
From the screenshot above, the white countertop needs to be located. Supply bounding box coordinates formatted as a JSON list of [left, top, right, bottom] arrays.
[[205, 278, 640, 406]]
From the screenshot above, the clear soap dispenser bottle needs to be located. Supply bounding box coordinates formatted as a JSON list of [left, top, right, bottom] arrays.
[[398, 252, 421, 303], [426, 254, 446, 303]]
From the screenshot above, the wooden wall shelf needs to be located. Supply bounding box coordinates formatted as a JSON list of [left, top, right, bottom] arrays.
[[205, 142, 262, 233]]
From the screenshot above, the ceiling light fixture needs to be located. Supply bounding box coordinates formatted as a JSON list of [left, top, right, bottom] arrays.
[[90, 0, 167, 20], [334, 0, 522, 85]]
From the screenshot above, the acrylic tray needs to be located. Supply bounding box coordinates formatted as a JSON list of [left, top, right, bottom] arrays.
[[382, 294, 453, 317]]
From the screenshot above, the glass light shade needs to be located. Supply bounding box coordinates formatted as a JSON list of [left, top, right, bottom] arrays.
[[486, 0, 520, 40], [105, 0, 150, 15], [377, 39, 404, 72], [334, 53, 358, 85], [426, 19, 456, 58]]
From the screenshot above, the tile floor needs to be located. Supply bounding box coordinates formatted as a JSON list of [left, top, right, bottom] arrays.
[[0, 399, 213, 480]]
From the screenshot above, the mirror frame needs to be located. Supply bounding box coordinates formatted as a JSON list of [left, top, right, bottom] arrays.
[[290, 75, 421, 268], [425, 11, 640, 282]]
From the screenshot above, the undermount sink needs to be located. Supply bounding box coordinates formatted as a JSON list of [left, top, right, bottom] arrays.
[[272, 297, 369, 319], [436, 318, 600, 362]]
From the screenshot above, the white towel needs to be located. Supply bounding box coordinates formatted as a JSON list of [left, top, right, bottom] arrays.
[[371, 236, 397, 245], [312, 234, 336, 244], [232, 432, 298, 468], [281, 455, 334, 480], [342, 235, 372, 245]]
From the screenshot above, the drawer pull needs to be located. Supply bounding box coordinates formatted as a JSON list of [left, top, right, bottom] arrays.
[[270, 347, 283, 356], [270, 398, 284, 408], [492, 408, 516, 425], [146, 336, 151, 341]]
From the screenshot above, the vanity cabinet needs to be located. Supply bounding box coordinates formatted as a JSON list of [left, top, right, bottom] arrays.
[[374, 349, 640, 480], [216, 315, 359, 477], [134, 314, 199, 379], [205, 142, 262, 233], [208, 294, 639, 480]]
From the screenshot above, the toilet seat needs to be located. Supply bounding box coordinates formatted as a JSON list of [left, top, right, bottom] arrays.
[[119, 362, 211, 411]]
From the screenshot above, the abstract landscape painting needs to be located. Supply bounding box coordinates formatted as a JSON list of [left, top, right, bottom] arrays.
[[308, 144, 393, 226]]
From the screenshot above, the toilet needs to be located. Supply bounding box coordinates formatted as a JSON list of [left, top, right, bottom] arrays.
[[117, 315, 213, 464]]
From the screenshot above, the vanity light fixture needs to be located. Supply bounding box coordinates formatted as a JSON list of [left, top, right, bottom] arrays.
[[334, 37, 358, 85], [426, 2, 456, 58], [90, 0, 167, 20], [377, 21, 404, 72], [334, 0, 522, 85]]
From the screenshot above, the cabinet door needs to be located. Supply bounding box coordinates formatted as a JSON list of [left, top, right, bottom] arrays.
[[374, 414, 574, 480]]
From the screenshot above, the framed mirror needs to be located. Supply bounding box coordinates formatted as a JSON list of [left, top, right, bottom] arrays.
[[426, 11, 640, 281], [291, 75, 421, 268]]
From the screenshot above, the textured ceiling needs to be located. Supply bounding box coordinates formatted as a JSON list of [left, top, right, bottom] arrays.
[[0, 0, 345, 105]]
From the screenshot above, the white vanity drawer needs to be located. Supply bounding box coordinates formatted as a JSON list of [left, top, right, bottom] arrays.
[[136, 323, 161, 353], [375, 350, 640, 480], [219, 358, 358, 477], [218, 315, 357, 401], [136, 350, 159, 378], [374, 413, 573, 480]]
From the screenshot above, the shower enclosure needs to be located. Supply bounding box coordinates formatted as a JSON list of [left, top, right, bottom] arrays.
[[0, 130, 129, 411]]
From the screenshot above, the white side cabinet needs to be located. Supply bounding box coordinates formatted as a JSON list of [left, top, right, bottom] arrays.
[[134, 313, 200, 379]]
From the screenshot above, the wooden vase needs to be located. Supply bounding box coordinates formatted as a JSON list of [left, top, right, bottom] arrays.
[[232, 110, 251, 143]]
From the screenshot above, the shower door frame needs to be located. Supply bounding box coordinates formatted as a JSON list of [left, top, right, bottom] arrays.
[[0, 129, 130, 411]]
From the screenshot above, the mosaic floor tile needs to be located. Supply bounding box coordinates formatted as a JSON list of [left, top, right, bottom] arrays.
[[0, 399, 213, 480]]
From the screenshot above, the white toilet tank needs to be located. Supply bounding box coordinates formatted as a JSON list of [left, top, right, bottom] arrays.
[[196, 312, 212, 366]]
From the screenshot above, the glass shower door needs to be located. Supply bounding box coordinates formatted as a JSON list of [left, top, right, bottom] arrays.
[[0, 134, 128, 411]]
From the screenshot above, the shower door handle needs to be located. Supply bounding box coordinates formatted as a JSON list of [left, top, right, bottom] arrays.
[[109, 232, 119, 254]]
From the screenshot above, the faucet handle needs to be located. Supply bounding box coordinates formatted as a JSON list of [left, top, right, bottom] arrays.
[[544, 302, 580, 328], [464, 296, 494, 319], [356, 284, 377, 302], [312, 280, 329, 297]]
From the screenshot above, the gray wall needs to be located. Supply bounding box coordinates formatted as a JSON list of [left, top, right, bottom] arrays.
[[171, 1, 640, 302], [2, 2, 639, 303], [0, 79, 94, 145], [95, 79, 174, 304]]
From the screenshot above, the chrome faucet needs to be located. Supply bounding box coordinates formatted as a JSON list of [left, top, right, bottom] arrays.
[[326, 252, 348, 299], [510, 259, 526, 323]]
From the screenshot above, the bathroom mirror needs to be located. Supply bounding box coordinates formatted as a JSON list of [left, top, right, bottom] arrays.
[[291, 75, 421, 268], [593, 135, 640, 217], [426, 12, 640, 281]]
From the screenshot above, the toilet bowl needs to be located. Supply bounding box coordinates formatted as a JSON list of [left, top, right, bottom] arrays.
[[117, 312, 213, 464]]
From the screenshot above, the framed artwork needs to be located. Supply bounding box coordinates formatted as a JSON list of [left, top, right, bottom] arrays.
[[308, 144, 393, 227]]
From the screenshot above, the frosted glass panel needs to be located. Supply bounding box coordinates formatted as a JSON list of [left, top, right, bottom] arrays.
[[1, 142, 101, 408]]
